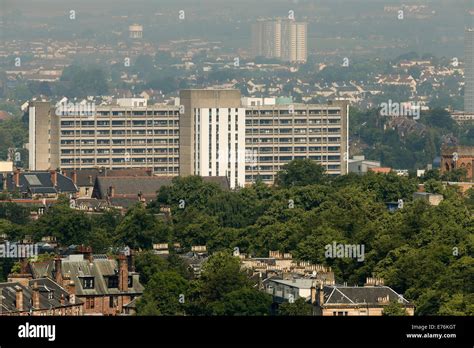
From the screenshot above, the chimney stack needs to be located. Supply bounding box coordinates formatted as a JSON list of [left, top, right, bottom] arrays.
[[32, 282, 40, 309], [310, 281, 316, 304], [15, 286, 23, 312], [54, 256, 63, 286], [14, 169, 20, 187], [118, 254, 129, 292], [78, 245, 93, 263], [50, 170, 57, 187], [318, 283, 325, 306], [72, 170, 77, 185], [109, 186, 115, 198]]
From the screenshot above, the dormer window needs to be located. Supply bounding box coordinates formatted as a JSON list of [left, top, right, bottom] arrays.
[[108, 276, 118, 288], [83, 277, 94, 289]]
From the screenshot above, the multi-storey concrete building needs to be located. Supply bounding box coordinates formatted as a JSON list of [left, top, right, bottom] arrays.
[[29, 99, 180, 175], [179, 90, 246, 188], [28, 90, 348, 187], [29, 101, 60, 171], [252, 19, 307, 63], [244, 98, 349, 184]]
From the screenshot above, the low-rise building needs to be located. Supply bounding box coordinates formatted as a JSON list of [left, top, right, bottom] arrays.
[[413, 192, 444, 206], [316, 278, 415, 316], [0, 278, 83, 316], [348, 156, 381, 174], [92, 175, 229, 209], [26, 250, 144, 316], [264, 277, 415, 316], [1, 170, 77, 198], [441, 146, 474, 181]]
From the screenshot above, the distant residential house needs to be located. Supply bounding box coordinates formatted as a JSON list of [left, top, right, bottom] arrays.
[[0, 278, 83, 316], [413, 192, 444, 206], [1, 170, 77, 199], [240, 250, 335, 285], [65, 168, 153, 198], [92, 175, 230, 209], [348, 156, 381, 174], [315, 278, 414, 316], [265, 277, 414, 316], [28, 251, 144, 316]]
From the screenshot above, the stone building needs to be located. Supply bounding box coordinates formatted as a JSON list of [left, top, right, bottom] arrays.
[[0, 278, 83, 316], [25, 248, 144, 315], [441, 146, 474, 181]]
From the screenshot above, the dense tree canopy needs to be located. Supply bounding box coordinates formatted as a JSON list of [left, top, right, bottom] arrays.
[[1, 161, 472, 315]]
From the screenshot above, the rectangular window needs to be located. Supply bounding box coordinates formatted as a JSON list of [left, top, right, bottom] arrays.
[[108, 276, 119, 288], [83, 277, 94, 289], [86, 297, 95, 309]]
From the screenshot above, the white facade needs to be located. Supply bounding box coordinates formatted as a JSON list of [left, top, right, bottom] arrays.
[[241, 97, 276, 106], [0, 161, 13, 172], [28, 106, 36, 170], [116, 98, 147, 108], [465, 28, 474, 113], [193, 107, 246, 188]]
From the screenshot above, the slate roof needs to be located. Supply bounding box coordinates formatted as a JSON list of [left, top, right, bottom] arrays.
[[3, 171, 77, 195], [30, 256, 144, 297], [323, 285, 411, 306], [92, 176, 230, 207], [0, 278, 81, 314], [65, 168, 152, 187]]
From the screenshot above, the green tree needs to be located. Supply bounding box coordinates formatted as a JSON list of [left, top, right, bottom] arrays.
[[211, 288, 272, 316], [383, 301, 408, 316], [275, 159, 326, 187], [136, 270, 189, 315], [115, 204, 166, 249], [278, 298, 313, 316]]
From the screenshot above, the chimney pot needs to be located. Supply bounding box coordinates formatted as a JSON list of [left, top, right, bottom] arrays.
[[15, 286, 24, 312], [55, 256, 63, 286], [118, 254, 129, 292], [32, 282, 40, 309]]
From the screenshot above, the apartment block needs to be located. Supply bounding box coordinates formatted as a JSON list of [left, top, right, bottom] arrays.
[[28, 91, 348, 187], [244, 99, 349, 184], [29, 99, 180, 175], [252, 19, 307, 63]]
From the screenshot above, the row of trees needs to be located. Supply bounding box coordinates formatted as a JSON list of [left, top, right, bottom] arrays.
[[0, 160, 472, 315]]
